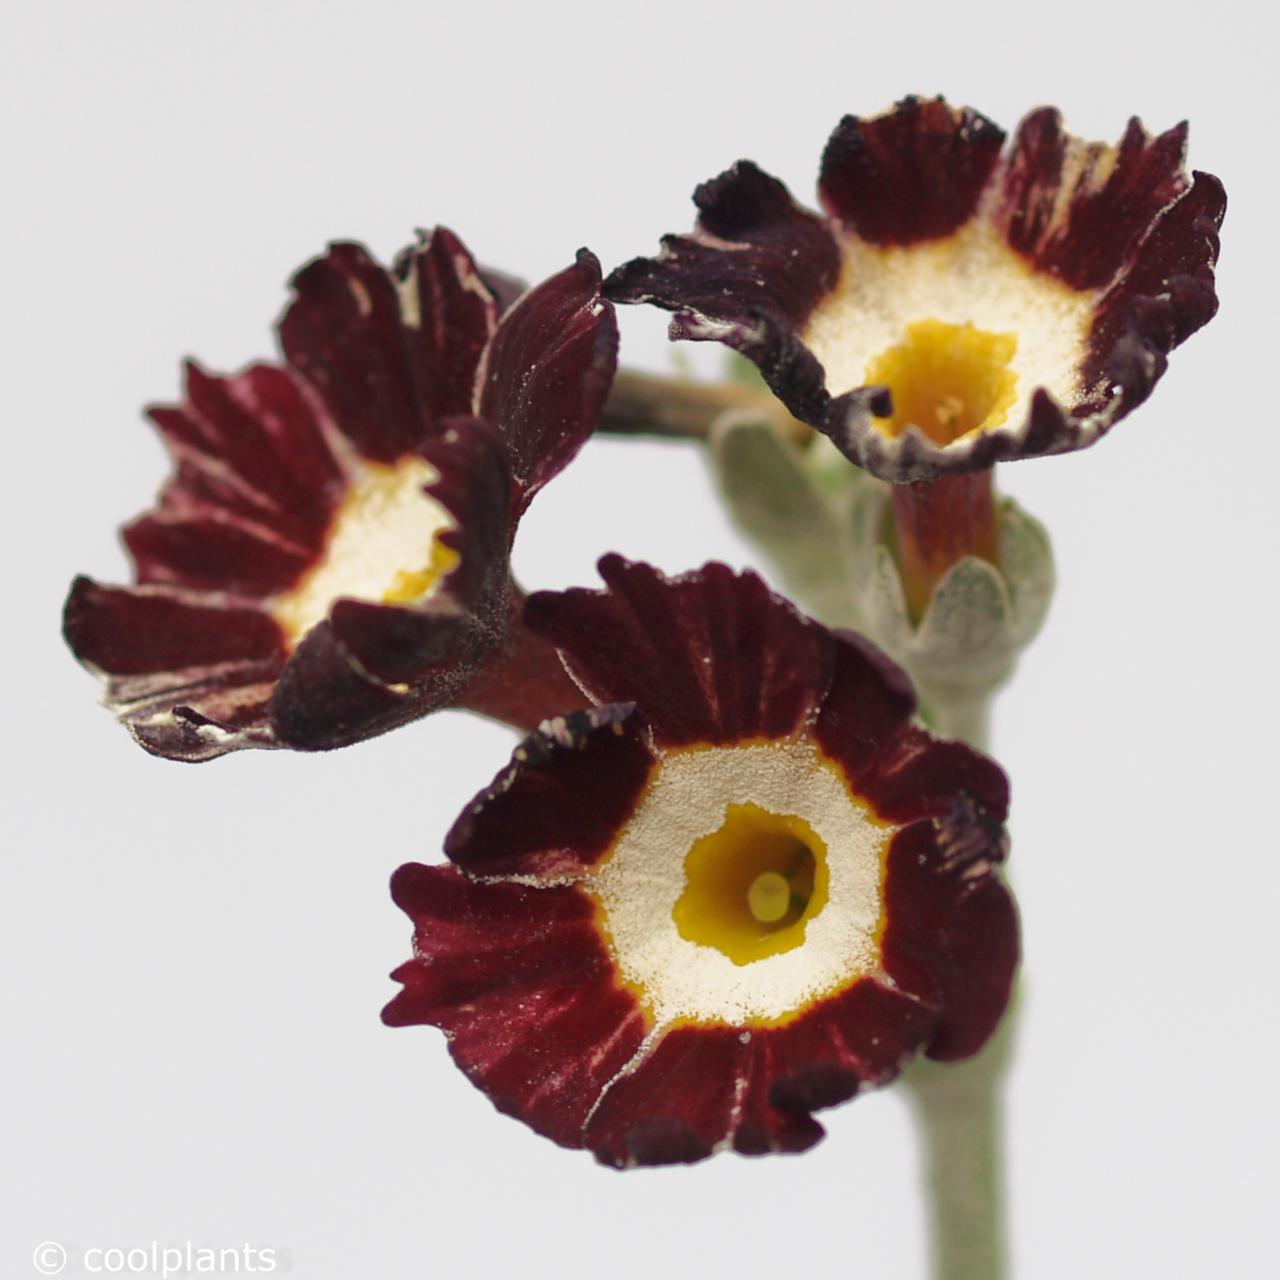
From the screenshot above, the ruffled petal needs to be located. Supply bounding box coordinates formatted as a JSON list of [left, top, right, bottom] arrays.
[[279, 241, 427, 464], [998, 110, 1191, 289], [280, 231, 502, 464], [814, 635, 1009, 823], [392, 226, 502, 417], [383, 865, 649, 1149], [1079, 170, 1226, 415], [445, 704, 656, 879], [606, 162, 839, 424], [478, 250, 618, 513], [62, 578, 286, 760], [67, 223, 625, 756], [147, 362, 342, 545], [389, 557, 1018, 1163], [583, 979, 936, 1168], [819, 97, 1005, 246], [881, 810, 1018, 1060], [525, 556, 835, 748], [610, 100, 1224, 482]]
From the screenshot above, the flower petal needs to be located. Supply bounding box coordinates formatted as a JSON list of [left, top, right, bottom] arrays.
[[147, 362, 342, 544], [525, 556, 835, 748], [1080, 170, 1226, 414], [392, 226, 502, 417], [63, 577, 283, 674], [280, 231, 502, 464], [998, 110, 1191, 289], [881, 812, 1018, 1060], [445, 704, 656, 879], [383, 865, 649, 1149], [811, 629, 917, 772], [279, 242, 426, 464], [611, 100, 1224, 481], [389, 558, 1018, 1162], [123, 510, 314, 597], [62, 578, 286, 760], [606, 162, 839, 424], [583, 979, 936, 1168], [819, 97, 1005, 246], [478, 249, 618, 513], [68, 225, 615, 757]]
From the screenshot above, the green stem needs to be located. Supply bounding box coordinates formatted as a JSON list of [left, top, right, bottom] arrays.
[[904, 1002, 1014, 1280], [906, 693, 1012, 1280], [598, 369, 809, 443]]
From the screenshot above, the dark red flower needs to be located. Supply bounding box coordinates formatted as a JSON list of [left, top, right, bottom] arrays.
[[64, 230, 617, 759], [607, 97, 1224, 482], [385, 557, 1017, 1167]]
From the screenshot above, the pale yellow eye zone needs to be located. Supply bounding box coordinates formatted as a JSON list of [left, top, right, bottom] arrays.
[[672, 803, 830, 966], [269, 457, 458, 649], [865, 318, 1019, 446]]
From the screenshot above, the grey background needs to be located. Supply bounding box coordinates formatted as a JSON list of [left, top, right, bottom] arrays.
[[4, 2, 1275, 1277]]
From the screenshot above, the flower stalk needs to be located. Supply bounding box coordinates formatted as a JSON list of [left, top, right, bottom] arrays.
[[599, 368, 809, 443], [890, 473, 999, 624], [905, 688, 1012, 1280], [906, 1006, 1013, 1280]]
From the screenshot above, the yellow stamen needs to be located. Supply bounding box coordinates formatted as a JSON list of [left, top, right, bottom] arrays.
[[747, 871, 792, 924], [865, 319, 1019, 446], [672, 803, 829, 965]]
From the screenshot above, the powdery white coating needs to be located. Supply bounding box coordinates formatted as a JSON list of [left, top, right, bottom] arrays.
[[802, 219, 1101, 426], [592, 739, 889, 1026], [268, 457, 452, 648]]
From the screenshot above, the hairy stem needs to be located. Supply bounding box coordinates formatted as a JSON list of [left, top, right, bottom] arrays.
[[905, 697, 1013, 1280]]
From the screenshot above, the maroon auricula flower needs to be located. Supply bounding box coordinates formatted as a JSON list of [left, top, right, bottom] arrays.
[[607, 97, 1224, 483], [64, 230, 617, 760], [385, 557, 1017, 1167]]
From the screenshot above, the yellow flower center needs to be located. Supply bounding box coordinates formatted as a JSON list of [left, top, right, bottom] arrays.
[[865, 319, 1019, 446], [672, 803, 830, 966], [270, 457, 459, 649]]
